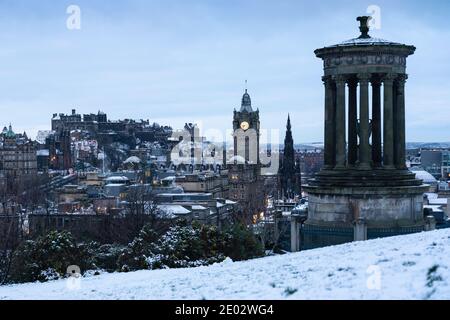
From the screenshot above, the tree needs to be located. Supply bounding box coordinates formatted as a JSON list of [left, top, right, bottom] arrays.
[[113, 184, 172, 243], [8, 231, 94, 284]]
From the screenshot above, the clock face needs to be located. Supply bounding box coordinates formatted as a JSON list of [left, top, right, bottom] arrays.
[[240, 121, 250, 131]]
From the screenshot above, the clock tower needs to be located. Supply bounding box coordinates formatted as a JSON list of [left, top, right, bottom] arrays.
[[228, 89, 264, 223], [232, 89, 261, 164]]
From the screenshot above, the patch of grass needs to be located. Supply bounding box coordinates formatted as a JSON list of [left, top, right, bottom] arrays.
[[402, 261, 416, 267], [337, 267, 353, 272], [426, 265, 443, 288], [284, 287, 298, 296], [377, 258, 391, 264]]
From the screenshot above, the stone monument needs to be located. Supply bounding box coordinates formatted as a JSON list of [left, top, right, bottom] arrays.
[[303, 16, 428, 246]]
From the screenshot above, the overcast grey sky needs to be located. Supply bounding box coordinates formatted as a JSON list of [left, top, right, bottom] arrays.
[[0, 0, 449, 142]]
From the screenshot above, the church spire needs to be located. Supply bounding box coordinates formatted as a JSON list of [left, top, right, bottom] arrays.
[[278, 114, 301, 199], [284, 115, 293, 144]]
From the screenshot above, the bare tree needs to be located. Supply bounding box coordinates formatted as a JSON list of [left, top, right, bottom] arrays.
[[100, 185, 173, 244], [0, 215, 21, 284]]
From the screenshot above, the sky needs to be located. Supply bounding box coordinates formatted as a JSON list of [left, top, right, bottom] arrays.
[[0, 0, 449, 143]]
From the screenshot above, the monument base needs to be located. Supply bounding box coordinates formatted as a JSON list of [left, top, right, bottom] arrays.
[[304, 185, 427, 227], [301, 169, 429, 249]]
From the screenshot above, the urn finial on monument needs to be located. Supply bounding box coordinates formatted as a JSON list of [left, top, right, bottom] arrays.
[[357, 16, 371, 39]]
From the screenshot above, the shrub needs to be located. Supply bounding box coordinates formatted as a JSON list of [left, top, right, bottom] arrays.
[[223, 223, 264, 261], [147, 222, 226, 269], [117, 224, 159, 272], [8, 231, 94, 283], [91, 244, 125, 272], [117, 221, 264, 272]]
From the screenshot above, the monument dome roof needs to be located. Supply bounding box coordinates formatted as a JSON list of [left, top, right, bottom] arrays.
[[334, 36, 402, 47], [316, 16, 414, 54]]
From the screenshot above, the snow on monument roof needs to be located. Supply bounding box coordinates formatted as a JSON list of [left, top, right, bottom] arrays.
[[335, 37, 402, 47]]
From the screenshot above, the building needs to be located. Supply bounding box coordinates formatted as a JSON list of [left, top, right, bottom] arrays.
[[297, 148, 324, 180], [0, 124, 38, 178], [154, 193, 238, 227], [421, 150, 444, 179], [175, 171, 229, 198], [278, 115, 302, 199], [442, 150, 450, 180], [52, 109, 172, 146], [304, 16, 428, 248], [36, 130, 72, 172], [228, 89, 265, 222]]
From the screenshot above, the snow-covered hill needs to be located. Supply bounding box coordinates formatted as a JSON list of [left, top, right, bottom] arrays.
[[1, 229, 450, 300]]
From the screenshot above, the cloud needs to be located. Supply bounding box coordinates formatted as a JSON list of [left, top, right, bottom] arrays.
[[0, 0, 448, 142]]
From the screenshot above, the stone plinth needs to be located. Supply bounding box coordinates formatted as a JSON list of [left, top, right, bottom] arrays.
[[305, 185, 427, 227]]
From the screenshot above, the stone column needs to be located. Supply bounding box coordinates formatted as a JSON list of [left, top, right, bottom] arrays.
[[323, 76, 335, 169], [334, 75, 347, 169], [424, 216, 436, 232], [358, 73, 371, 169], [290, 214, 301, 252], [383, 74, 396, 169], [371, 77, 382, 167], [395, 74, 407, 169], [353, 218, 367, 241], [347, 79, 358, 167]]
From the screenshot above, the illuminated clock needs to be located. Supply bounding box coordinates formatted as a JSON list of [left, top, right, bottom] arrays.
[[240, 121, 250, 131]]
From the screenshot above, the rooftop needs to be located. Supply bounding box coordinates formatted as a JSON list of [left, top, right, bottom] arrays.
[[315, 16, 415, 55]]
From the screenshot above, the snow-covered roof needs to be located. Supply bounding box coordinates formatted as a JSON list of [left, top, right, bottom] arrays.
[[413, 170, 438, 184], [229, 155, 246, 164], [124, 156, 141, 164], [36, 149, 50, 156], [428, 198, 447, 206], [191, 205, 207, 210], [105, 176, 129, 182], [158, 205, 191, 215], [105, 183, 126, 187], [335, 37, 402, 47], [424, 205, 445, 213]]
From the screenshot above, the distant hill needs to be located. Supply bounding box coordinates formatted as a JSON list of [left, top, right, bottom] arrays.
[[407, 142, 450, 149]]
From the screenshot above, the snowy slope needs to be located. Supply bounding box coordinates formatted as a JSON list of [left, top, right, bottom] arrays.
[[1, 229, 450, 300]]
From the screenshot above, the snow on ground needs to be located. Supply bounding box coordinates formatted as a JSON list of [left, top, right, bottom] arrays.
[[1, 229, 450, 300]]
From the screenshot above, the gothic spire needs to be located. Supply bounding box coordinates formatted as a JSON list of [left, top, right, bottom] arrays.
[[284, 115, 293, 145]]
